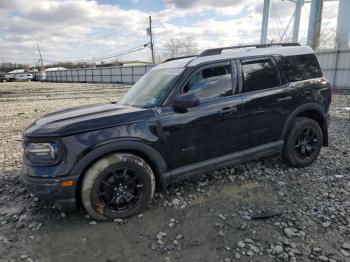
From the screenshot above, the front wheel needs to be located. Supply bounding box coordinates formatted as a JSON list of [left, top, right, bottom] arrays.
[[81, 153, 155, 221], [283, 117, 323, 167]]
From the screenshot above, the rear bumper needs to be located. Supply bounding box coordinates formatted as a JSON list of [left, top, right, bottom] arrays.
[[21, 172, 79, 212]]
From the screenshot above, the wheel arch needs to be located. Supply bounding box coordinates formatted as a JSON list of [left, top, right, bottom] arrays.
[[72, 139, 169, 207], [281, 103, 329, 146]]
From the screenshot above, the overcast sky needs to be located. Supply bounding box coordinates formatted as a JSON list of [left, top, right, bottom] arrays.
[[0, 0, 339, 65]]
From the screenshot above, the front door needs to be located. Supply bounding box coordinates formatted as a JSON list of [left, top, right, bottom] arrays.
[[159, 61, 244, 171]]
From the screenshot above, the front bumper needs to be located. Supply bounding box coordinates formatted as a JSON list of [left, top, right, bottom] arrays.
[[21, 172, 79, 212]]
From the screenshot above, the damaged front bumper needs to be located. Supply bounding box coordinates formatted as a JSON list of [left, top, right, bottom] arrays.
[[21, 170, 79, 212]]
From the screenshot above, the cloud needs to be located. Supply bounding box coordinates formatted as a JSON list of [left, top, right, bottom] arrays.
[[0, 1, 151, 62], [166, 0, 246, 9]]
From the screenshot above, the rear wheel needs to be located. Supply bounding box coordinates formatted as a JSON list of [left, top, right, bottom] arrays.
[[283, 117, 322, 167], [81, 153, 155, 221]]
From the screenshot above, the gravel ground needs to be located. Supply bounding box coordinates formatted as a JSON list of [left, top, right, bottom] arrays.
[[0, 82, 349, 262]]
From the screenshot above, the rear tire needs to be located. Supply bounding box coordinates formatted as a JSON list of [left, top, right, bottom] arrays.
[[283, 117, 322, 167], [81, 153, 155, 221]]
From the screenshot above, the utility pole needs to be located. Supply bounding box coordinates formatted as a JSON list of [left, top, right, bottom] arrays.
[[37, 44, 44, 70], [292, 0, 304, 42], [307, 0, 323, 49], [260, 0, 271, 44], [148, 16, 155, 64]]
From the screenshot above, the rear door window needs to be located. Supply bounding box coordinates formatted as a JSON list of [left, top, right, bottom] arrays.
[[241, 58, 281, 93]]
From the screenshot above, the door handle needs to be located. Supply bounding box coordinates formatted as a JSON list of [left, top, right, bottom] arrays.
[[218, 106, 238, 116], [277, 96, 292, 102]]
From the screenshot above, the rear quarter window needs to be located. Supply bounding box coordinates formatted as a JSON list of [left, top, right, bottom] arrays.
[[276, 54, 322, 82]]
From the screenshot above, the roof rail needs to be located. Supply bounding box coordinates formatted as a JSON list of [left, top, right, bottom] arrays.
[[199, 43, 301, 57], [163, 55, 197, 63]]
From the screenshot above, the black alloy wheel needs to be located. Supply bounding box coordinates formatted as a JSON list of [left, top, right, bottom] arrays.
[[94, 167, 144, 216], [294, 127, 319, 160], [81, 153, 155, 221], [283, 117, 323, 167]]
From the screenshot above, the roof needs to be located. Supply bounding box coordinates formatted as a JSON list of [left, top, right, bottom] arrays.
[[189, 45, 314, 67], [155, 44, 314, 70]]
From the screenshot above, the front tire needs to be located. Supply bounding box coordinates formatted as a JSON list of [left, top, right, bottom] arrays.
[[283, 117, 323, 167], [81, 153, 155, 221]]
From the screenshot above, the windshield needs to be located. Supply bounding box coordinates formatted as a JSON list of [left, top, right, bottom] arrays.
[[118, 68, 183, 108]]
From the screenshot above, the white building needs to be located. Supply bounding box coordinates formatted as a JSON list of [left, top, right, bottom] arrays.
[[45, 67, 67, 71]]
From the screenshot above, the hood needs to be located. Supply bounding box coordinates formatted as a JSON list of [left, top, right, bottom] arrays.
[[24, 103, 153, 137]]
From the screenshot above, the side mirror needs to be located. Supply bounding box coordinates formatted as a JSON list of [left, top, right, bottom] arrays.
[[173, 93, 200, 111]]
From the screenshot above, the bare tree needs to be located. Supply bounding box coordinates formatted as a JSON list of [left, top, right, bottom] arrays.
[[268, 26, 337, 50], [318, 27, 337, 50], [0, 62, 31, 73], [165, 36, 199, 58]]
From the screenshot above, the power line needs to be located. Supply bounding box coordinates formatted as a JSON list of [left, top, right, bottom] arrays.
[[49, 31, 122, 47], [75, 43, 149, 63], [281, 9, 296, 41], [271, 0, 283, 39], [66, 39, 147, 61], [1, 58, 58, 62], [3, 16, 154, 65], [5, 40, 149, 63], [2, 43, 149, 65]]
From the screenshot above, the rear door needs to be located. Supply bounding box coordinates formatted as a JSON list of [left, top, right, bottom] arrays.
[[238, 56, 297, 149], [159, 60, 244, 170]]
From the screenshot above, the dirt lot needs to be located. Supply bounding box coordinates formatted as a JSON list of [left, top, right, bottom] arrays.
[[0, 82, 350, 262]]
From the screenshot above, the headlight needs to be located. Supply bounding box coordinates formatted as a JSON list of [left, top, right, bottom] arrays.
[[24, 142, 58, 164]]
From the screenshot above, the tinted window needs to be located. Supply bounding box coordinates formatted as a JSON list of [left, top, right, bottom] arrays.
[[183, 65, 233, 101], [241, 59, 280, 92], [276, 54, 322, 82]]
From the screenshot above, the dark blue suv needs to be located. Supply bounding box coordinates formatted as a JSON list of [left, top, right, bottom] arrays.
[[22, 43, 332, 220]]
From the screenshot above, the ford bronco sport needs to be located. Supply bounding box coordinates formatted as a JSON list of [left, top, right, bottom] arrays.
[[22, 43, 332, 220]]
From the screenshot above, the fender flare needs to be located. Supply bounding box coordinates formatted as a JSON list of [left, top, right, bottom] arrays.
[[280, 103, 328, 145], [71, 138, 169, 190]]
